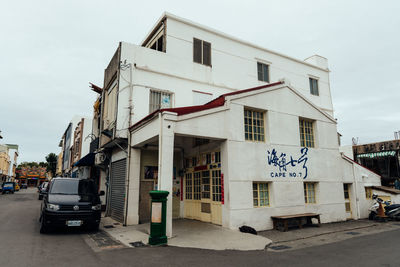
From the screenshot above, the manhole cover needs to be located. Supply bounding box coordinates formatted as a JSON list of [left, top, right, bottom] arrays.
[[104, 225, 115, 229], [346, 232, 360, 235], [269, 245, 291, 250], [130, 241, 146, 247]]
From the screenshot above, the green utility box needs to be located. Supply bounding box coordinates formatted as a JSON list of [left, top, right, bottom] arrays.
[[148, 190, 169, 245]]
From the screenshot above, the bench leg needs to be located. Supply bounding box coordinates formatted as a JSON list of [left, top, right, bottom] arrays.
[[298, 218, 303, 229]]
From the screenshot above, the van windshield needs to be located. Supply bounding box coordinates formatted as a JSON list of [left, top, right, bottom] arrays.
[[50, 179, 96, 195]]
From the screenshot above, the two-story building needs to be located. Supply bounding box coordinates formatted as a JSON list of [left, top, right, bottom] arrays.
[[92, 12, 381, 235]]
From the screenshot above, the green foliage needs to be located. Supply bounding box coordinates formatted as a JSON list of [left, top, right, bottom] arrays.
[[45, 153, 58, 177]]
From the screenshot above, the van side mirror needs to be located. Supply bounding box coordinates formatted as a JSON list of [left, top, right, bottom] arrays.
[[99, 190, 105, 196]]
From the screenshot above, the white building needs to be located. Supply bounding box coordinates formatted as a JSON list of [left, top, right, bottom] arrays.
[[94, 12, 382, 235]]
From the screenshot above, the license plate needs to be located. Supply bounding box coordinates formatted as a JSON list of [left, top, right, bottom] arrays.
[[66, 220, 82, 227]]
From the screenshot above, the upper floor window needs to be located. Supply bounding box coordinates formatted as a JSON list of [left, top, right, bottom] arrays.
[[149, 90, 172, 113], [244, 109, 265, 142], [309, 77, 319, 96], [257, 62, 269, 83], [299, 118, 315, 148], [193, 38, 211, 66]]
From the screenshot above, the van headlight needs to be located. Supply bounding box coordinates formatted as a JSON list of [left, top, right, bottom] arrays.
[[47, 204, 60, 211], [92, 204, 101, 211]]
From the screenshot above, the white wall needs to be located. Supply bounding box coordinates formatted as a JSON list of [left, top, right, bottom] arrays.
[[115, 16, 334, 137], [81, 118, 92, 158]]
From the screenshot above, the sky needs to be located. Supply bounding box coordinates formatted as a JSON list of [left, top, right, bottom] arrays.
[[1, 0, 399, 162]]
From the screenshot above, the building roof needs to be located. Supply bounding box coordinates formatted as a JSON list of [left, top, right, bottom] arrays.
[[130, 81, 283, 131], [371, 186, 400, 195]]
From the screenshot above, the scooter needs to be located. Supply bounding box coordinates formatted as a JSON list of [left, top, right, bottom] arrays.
[[368, 194, 400, 221]]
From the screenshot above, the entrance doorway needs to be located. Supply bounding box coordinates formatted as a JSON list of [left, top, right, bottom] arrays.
[[184, 151, 222, 225], [343, 183, 352, 219]]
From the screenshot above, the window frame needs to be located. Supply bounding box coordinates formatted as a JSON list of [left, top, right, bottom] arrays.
[[304, 182, 317, 204], [149, 89, 173, 113], [193, 38, 212, 67], [257, 62, 270, 83], [299, 118, 315, 148], [309, 77, 319, 96], [365, 187, 373, 199], [253, 182, 270, 207], [244, 108, 266, 142]]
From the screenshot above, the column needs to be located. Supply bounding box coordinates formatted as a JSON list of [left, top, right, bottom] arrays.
[[158, 116, 175, 237], [126, 147, 141, 225]]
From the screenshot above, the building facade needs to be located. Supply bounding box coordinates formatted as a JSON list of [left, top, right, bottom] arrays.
[[353, 139, 400, 188], [0, 145, 10, 182], [89, 13, 382, 235]]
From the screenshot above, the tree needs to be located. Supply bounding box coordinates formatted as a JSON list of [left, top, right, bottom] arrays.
[[45, 153, 58, 177]]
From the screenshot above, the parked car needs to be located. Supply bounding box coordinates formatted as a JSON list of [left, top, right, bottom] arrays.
[[38, 182, 49, 200], [20, 184, 28, 189], [2, 182, 15, 194], [39, 178, 104, 233]]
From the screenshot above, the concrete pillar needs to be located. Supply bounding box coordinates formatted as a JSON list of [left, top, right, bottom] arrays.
[[158, 114, 175, 237], [126, 148, 141, 225]]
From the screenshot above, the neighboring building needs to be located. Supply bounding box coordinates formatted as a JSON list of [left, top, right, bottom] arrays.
[[0, 145, 10, 182], [353, 139, 400, 188], [18, 166, 47, 187], [56, 152, 63, 177], [70, 117, 93, 179], [60, 116, 85, 176], [88, 13, 383, 235], [6, 144, 18, 180]]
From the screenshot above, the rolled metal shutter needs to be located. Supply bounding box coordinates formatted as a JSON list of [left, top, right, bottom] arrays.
[[110, 159, 126, 223]]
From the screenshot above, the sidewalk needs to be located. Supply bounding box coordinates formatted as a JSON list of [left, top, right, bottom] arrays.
[[259, 219, 400, 251], [100, 217, 272, 251], [98, 217, 400, 252]]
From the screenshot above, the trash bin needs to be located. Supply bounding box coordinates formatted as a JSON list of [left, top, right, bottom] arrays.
[[148, 190, 169, 245]]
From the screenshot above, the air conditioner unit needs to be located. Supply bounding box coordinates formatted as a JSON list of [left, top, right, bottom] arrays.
[[95, 152, 106, 165]]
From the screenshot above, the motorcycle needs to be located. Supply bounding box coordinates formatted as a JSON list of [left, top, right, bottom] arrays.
[[369, 194, 400, 221]]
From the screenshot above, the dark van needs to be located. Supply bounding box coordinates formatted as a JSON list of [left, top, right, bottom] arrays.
[[39, 178, 104, 233]]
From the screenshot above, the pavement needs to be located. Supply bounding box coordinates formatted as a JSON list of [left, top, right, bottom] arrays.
[[100, 213, 400, 252], [100, 217, 272, 251]]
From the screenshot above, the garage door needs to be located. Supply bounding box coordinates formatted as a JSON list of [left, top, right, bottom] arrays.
[[109, 159, 126, 223]]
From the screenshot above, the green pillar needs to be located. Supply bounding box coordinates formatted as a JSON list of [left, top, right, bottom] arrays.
[[148, 190, 169, 245]]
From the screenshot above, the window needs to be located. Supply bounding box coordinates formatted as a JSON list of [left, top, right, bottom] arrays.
[[149, 90, 172, 113], [299, 119, 315, 148], [365, 187, 373, 199], [244, 109, 265, 142], [201, 171, 211, 199], [193, 172, 201, 200], [185, 173, 193, 200], [212, 170, 222, 202], [309, 77, 319, 96], [304, 182, 316, 204], [253, 182, 270, 207], [257, 62, 269, 82], [193, 38, 211, 66]]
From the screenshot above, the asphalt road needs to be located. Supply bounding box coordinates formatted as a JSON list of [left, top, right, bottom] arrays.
[[1, 188, 400, 267]]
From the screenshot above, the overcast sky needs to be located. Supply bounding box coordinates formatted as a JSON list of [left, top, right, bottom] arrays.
[[1, 0, 399, 162]]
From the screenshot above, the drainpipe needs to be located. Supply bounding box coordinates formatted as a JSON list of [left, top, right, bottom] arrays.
[[123, 62, 133, 226], [352, 162, 361, 219]]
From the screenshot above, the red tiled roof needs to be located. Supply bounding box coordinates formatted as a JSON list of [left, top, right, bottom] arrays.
[[130, 81, 283, 130]]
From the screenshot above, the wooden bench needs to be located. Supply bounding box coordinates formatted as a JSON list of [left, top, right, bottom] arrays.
[[271, 213, 321, 232]]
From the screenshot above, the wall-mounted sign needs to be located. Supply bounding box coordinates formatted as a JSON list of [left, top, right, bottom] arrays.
[[267, 147, 309, 179]]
